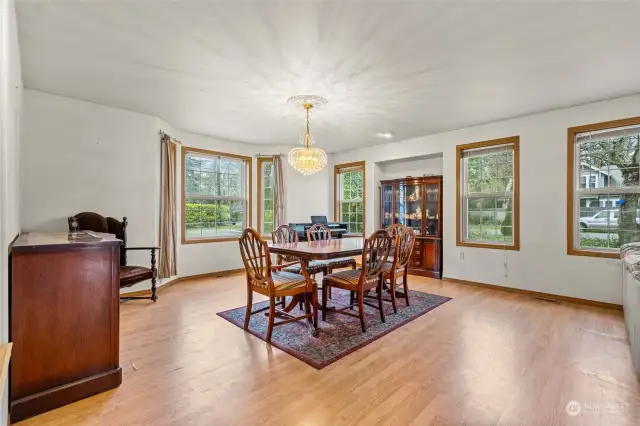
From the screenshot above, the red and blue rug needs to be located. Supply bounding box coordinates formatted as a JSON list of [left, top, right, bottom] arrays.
[[217, 289, 451, 369]]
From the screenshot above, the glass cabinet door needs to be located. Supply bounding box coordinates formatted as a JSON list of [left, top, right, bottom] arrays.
[[425, 182, 439, 235], [381, 184, 394, 228], [401, 183, 423, 235]]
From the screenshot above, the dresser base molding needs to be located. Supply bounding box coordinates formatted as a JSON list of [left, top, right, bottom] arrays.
[[10, 368, 122, 423]]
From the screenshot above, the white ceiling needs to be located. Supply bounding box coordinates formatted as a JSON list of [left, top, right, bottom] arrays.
[[16, 1, 640, 152]]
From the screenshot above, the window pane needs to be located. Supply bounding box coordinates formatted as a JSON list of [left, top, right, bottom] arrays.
[[337, 166, 364, 234], [577, 194, 640, 250], [184, 151, 248, 241]]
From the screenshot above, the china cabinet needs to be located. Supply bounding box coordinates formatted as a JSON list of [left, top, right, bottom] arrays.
[[380, 176, 442, 278]]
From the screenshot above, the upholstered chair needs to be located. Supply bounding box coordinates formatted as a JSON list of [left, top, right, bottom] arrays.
[[307, 223, 357, 274], [382, 227, 416, 312], [239, 228, 317, 342], [68, 212, 159, 302], [321, 230, 392, 332]]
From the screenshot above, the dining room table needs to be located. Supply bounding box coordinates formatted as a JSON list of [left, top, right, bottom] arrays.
[[269, 237, 365, 335]]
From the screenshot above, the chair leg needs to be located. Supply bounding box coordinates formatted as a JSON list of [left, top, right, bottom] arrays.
[[350, 291, 355, 309], [389, 275, 398, 314], [244, 286, 253, 331], [281, 296, 286, 308], [312, 283, 318, 328], [266, 296, 276, 343], [358, 290, 366, 332], [322, 283, 328, 322], [151, 276, 158, 302], [377, 278, 386, 323], [403, 272, 410, 306]]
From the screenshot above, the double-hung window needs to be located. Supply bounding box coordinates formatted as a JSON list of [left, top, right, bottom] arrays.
[[334, 161, 365, 235], [457, 136, 520, 250], [568, 117, 640, 257], [258, 158, 275, 237], [182, 147, 252, 243]]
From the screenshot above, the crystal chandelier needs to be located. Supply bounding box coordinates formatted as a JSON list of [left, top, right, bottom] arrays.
[[287, 95, 327, 176]]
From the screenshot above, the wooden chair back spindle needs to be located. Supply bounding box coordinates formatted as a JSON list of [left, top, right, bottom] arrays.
[[362, 230, 392, 281], [272, 225, 299, 263], [386, 223, 406, 239], [395, 228, 416, 268], [307, 223, 332, 241], [239, 228, 272, 291]]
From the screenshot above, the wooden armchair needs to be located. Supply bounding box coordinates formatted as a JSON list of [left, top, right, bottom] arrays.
[[68, 212, 159, 302], [307, 224, 357, 274], [272, 225, 328, 276], [382, 227, 416, 313], [239, 228, 317, 343], [321, 230, 392, 332]]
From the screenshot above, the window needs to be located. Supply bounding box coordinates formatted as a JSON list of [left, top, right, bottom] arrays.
[[334, 161, 365, 235], [182, 147, 252, 243], [567, 117, 640, 257], [456, 136, 520, 250], [258, 158, 275, 237]]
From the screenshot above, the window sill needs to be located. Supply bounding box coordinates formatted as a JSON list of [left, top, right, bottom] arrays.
[[182, 237, 240, 244], [456, 241, 520, 251], [567, 248, 619, 259]]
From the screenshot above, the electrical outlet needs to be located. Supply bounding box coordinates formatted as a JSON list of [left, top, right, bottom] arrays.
[[460, 252, 464, 260]]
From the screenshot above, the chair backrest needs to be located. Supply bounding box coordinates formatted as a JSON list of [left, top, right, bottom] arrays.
[[238, 228, 272, 292], [69, 212, 128, 265], [386, 223, 406, 239], [307, 223, 331, 241], [272, 224, 299, 263], [395, 227, 416, 268], [361, 230, 392, 281]]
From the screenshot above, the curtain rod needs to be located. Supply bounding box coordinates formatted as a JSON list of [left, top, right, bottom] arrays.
[[256, 153, 283, 158], [159, 130, 183, 145]]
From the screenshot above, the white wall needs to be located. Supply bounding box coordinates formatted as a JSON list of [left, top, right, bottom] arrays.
[[330, 94, 640, 305], [377, 154, 443, 180], [0, 0, 22, 421], [20, 91, 328, 281]]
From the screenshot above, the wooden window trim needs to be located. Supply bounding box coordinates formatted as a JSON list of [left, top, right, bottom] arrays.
[[566, 116, 640, 258], [181, 146, 252, 244], [456, 136, 520, 251], [334, 161, 366, 236], [257, 157, 273, 239]]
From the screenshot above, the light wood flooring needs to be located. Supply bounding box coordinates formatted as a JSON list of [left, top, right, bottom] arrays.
[[20, 274, 640, 425]]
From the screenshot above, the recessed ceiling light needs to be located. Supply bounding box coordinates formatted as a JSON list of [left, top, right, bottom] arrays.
[[379, 132, 394, 139]]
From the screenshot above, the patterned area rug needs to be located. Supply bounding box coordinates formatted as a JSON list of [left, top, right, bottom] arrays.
[[217, 289, 451, 369]]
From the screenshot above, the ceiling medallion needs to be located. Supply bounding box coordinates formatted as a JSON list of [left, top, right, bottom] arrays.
[[287, 95, 328, 176]]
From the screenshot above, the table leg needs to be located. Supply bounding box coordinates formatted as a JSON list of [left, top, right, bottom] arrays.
[[299, 259, 319, 336]]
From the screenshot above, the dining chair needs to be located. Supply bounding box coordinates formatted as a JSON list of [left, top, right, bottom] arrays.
[[386, 223, 407, 239], [307, 223, 357, 274], [382, 227, 416, 313], [238, 228, 317, 343], [272, 224, 328, 276], [321, 230, 392, 332]]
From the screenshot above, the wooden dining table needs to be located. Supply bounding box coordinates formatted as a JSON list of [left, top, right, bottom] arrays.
[[269, 238, 364, 335]]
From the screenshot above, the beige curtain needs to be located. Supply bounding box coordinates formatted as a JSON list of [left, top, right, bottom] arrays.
[[159, 134, 178, 278], [273, 155, 286, 227]]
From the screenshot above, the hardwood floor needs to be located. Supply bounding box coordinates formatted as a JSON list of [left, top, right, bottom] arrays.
[[20, 274, 640, 425]]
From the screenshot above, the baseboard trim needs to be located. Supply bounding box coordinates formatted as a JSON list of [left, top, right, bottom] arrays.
[[442, 277, 622, 311], [120, 268, 245, 298]]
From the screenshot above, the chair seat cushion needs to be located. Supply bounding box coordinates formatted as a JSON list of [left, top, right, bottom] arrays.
[[283, 260, 328, 275], [271, 271, 312, 291], [328, 257, 357, 270], [323, 269, 378, 290], [120, 265, 153, 287], [383, 261, 406, 277]]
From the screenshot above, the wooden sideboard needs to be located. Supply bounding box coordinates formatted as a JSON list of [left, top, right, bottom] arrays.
[[10, 232, 122, 423]]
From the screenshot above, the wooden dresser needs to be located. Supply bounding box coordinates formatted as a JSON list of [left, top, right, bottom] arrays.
[[10, 232, 122, 423]]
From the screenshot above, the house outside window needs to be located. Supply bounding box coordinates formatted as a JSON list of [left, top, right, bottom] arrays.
[[568, 117, 640, 256]]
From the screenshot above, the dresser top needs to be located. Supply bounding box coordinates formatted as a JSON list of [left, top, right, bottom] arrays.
[[12, 232, 121, 253]]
